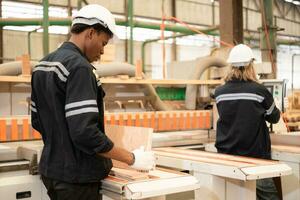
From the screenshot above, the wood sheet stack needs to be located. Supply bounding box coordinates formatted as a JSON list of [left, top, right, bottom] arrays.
[[104, 125, 153, 181], [283, 111, 300, 131], [284, 92, 300, 131]]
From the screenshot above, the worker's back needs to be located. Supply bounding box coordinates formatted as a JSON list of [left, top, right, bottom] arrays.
[[214, 79, 280, 159]]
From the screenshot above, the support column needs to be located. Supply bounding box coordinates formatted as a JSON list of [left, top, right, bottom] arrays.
[[219, 0, 243, 46], [259, 0, 277, 79], [0, 0, 3, 64], [42, 0, 49, 56], [171, 0, 177, 62], [128, 0, 134, 64], [124, 0, 128, 62]]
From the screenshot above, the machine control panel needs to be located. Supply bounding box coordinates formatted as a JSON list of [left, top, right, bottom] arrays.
[[261, 79, 286, 111]]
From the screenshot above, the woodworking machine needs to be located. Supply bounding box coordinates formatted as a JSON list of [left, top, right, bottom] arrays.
[[204, 133, 300, 200], [0, 141, 200, 200]]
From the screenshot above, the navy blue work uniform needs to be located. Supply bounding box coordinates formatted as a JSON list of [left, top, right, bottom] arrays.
[[31, 42, 114, 200], [215, 79, 281, 200]]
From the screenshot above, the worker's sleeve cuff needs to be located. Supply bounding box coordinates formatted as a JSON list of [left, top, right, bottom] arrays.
[[94, 136, 114, 153]]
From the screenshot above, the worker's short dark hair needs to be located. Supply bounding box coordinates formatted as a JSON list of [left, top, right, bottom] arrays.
[[70, 23, 113, 37]]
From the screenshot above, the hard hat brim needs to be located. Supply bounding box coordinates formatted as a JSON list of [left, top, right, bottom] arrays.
[[72, 17, 119, 41]]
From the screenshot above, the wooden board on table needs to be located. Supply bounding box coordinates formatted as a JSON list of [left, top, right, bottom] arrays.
[[105, 125, 153, 169], [154, 147, 278, 168], [100, 77, 222, 85], [110, 167, 150, 181]]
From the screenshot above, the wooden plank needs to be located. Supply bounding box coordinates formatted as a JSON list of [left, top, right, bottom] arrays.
[[21, 54, 31, 76], [169, 113, 175, 131], [105, 125, 152, 151], [199, 112, 204, 128], [0, 75, 223, 85], [135, 59, 142, 79], [186, 112, 191, 129], [0, 119, 6, 141], [11, 119, 18, 141], [205, 112, 210, 128], [192, 112, 197, 129], [158, 113, 163, 131], [155, 148, 277, 166], [110, 115, 116, 125], [142, 113, 148, 127], [154, 150, 254, 168], [105, 125, 153, 169], [32, 129, 41, 139], [165, 113, 171, 130], [150, 113, 155, 129], [158, 154, 247, 180], [127, 114, 132, 126], [179, 113, 184, 130], [118, 115, 124, 126], [22, 119, 29, 140], [110, 167, 149, 181], [135, 113, 140, 127], [100, 77, 222, 85], [0, 75, 31, 83]]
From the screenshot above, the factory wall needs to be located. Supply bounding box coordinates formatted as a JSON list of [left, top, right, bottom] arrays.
[[3, 30, 67, 61]]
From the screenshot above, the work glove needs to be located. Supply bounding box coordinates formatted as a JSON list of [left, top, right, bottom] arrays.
[[130, 146, 156, 171]]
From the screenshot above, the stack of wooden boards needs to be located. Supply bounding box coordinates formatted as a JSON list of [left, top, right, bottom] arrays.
[[0, 110, 211, 142], [284, 92, 300, 131], [104, 124, 153, 181]]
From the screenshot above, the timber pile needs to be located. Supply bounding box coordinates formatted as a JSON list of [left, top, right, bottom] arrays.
[[105, 124, 152, 169], [283, 92, 300, 131], [288, 91, 300, 109], [282, 111, 300, 131], [105, 125, 153, 181], [110, 167, 150, 181]]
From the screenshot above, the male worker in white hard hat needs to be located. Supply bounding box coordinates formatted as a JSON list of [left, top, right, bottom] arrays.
[[31, 4, 155, 200], [214, 44, 281, 200]]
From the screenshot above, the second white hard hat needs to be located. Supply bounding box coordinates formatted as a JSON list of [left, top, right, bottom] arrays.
[[72, 4, 119, 39], [227, 44, 255, 67]]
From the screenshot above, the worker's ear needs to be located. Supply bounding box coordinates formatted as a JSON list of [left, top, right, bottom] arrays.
[[86, 28, 95, 40]]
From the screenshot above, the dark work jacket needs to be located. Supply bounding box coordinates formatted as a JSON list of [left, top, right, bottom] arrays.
[[214, 79, 280, 159], [31, 42, 113, 183]]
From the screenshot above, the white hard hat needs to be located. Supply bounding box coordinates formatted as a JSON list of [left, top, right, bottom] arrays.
[[227, 44, 255, 67], [72, 4, 119, 39]]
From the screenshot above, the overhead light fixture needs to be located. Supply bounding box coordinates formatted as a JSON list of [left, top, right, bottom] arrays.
[[293, 0, 300, 5]]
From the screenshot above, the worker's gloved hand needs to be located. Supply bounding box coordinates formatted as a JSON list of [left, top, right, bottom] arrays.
[[130, 146, 155, 171]]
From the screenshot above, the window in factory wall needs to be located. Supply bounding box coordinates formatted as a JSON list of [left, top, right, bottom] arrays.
[[2, 1, 68, 18], [2, 1, 69, 34], [277, 45, 300, 92]]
